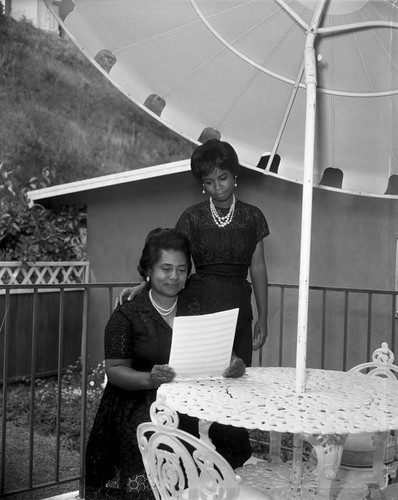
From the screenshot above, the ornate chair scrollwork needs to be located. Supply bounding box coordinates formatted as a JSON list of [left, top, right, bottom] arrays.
[[137, 396, 272, 500], [341, 342, 398, 488]]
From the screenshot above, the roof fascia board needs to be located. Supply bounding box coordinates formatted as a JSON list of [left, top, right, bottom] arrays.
[[27, 159, 191, 202]]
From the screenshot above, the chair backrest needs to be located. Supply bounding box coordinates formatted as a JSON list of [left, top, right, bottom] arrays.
[[348, 342, 398, 380], [137, 396, 242, 500]]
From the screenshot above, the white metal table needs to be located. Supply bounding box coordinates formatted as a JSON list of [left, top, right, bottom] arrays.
[[157, 367, 398, 499]]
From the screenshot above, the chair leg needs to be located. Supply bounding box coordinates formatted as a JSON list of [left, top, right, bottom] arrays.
[[372, 432, 390, 489]]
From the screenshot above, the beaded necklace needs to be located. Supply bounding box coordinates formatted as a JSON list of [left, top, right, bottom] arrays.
[[209, 195, 236, 228], [149, 289, 178, 316]]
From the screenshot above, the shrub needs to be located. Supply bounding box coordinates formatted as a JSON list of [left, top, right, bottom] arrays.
[[0, 163, 86, 262]]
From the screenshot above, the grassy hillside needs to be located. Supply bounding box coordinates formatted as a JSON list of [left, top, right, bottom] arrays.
[[0, 13, 195, 186]]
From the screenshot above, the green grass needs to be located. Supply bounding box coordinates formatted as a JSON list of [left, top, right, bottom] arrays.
[[3, 422, 80, 500], [0, 13, 195, 187], [2, 359, 104, 499]]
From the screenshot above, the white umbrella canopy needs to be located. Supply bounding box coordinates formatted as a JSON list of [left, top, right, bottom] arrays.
[[45, 0, 398, 391], [45, 0, 398, 196]]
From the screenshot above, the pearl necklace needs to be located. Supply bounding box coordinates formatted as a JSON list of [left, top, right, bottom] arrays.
[[209, 195, 236, 228], [149, 290, 178, 316]]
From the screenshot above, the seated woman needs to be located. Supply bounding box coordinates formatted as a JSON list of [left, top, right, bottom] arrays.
[[85, 228, 249, 500]]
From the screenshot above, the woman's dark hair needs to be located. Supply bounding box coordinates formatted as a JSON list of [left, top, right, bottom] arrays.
[[191, 139, 240, 181], [137, 228, 192, 279]]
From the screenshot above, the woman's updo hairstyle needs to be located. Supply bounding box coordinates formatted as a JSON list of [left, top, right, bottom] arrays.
[[137, 228, 192, 280], [191, 139, 240, 181]]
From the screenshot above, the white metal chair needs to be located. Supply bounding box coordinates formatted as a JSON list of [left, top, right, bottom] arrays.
[[137, 397, 272, 500], [338, 342, 398, 491]]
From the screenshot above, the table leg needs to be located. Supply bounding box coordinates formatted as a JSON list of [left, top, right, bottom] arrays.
[[290, 434, 303, 485], [269, 431, 283, 464], [303, 433, 348, 500]]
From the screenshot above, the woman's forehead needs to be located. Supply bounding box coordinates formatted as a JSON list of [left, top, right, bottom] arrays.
[[203, 167, 230, 180], [156, 249, 187, 265]]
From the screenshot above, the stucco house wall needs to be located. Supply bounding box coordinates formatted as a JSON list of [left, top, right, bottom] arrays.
[[30, 164, 398, 370]]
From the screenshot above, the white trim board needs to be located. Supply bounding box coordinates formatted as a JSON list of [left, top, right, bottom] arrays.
[[27, 159, 191, 203]]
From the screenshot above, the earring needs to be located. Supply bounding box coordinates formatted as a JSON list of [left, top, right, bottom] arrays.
[[146, 276, 150, 282], [202, 184, 205, 194], [234, 176, 238, 187]]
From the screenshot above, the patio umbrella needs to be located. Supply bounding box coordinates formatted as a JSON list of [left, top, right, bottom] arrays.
[[44, 0, 398, 391]]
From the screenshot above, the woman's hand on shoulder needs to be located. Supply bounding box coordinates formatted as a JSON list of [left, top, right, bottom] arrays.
[[223, 354, 245, 378], [150, 364, 176, 388], [114, 282, 146, 309]]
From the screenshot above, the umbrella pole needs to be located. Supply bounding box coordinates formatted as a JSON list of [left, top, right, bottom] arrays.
[[295, 31, 317, 395], [291, 26, 319, 487], [295, 27, 318, 396]]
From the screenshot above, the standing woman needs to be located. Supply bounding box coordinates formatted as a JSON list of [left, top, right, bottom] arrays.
[[118, 139, 270, 366], [175, 139, 269, 366]]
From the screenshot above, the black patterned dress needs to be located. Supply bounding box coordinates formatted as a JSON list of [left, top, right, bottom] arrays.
[[176, 198, 269, 367], [85, 290, 169, 500], [85, 288, 252, 500]]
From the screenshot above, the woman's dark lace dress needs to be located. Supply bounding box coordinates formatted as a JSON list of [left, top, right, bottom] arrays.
[[85, 287, 253, 500], [85, 290, 169, 500], [176, 198, 269, 367]]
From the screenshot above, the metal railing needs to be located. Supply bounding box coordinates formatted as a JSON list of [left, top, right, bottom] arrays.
[[1, 281, 397, 499]]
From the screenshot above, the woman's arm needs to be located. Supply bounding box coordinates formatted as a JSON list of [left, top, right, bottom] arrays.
[[105, 358, 175, 390], [249, 239, 269, 350]]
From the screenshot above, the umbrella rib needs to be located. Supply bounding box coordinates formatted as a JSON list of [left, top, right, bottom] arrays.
[[113, 1, 264, 55], [266, 62, 305, 173], [273, 0, 309, 31], [113, 19, 204, 55], [197, 0, 267, 20], [163, 20, 302, 129], [315, 8, 398, 97], [216, 56, 303, 133], [326, 21, 336, 170], [161, 7, 302, 101], [318, 20, 398, 36], [161, 45, 230, 99], [112, 0, 273, 55], [215, 71, 261, 130], [359, 5, 398, 81], [189, 0, 306, 87], [350, 24, 398, 172]]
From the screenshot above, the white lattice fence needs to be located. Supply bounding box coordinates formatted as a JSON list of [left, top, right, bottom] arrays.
[[0, 261, 89, 285]]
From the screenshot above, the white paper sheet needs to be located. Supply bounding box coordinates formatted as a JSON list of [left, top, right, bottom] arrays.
[[169, 308, 239, 379]]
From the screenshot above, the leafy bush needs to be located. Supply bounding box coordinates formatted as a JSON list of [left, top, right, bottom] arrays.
[[0, 162, 86, 262]]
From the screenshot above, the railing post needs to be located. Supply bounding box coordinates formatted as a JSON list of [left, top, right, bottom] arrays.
[[79, 286, 90, 500], [55, 287, 65, 481], [0, 289, 11, 495]]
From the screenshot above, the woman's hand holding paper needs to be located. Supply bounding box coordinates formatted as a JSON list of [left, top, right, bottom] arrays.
[[223, 355, 246, 378], [150, 364, 176, 388]]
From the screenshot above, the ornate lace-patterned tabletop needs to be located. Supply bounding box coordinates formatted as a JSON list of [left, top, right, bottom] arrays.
[[158, 367, 398, 435]]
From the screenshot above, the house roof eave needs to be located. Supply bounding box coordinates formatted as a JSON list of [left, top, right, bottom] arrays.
[[27, 159, 192, 204]]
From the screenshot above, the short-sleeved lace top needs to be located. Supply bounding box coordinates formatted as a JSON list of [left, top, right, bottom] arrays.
[[175, 199, 269, 270]]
